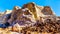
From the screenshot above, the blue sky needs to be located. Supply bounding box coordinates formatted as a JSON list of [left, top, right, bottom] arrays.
[[0, 0, 60, 16]]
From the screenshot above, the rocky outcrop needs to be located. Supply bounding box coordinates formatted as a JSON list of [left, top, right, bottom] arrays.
[[41, 6, 55, 15], [22, 2, 40, 20], [0, 2, 60, 34]]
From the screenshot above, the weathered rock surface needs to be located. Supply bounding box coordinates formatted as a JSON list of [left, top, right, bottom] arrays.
[[0, 2, 60, 34]]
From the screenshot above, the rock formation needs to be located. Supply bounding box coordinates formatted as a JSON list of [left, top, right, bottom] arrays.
[[22, 2, 39, 20], [0, 2, 60, 34]]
